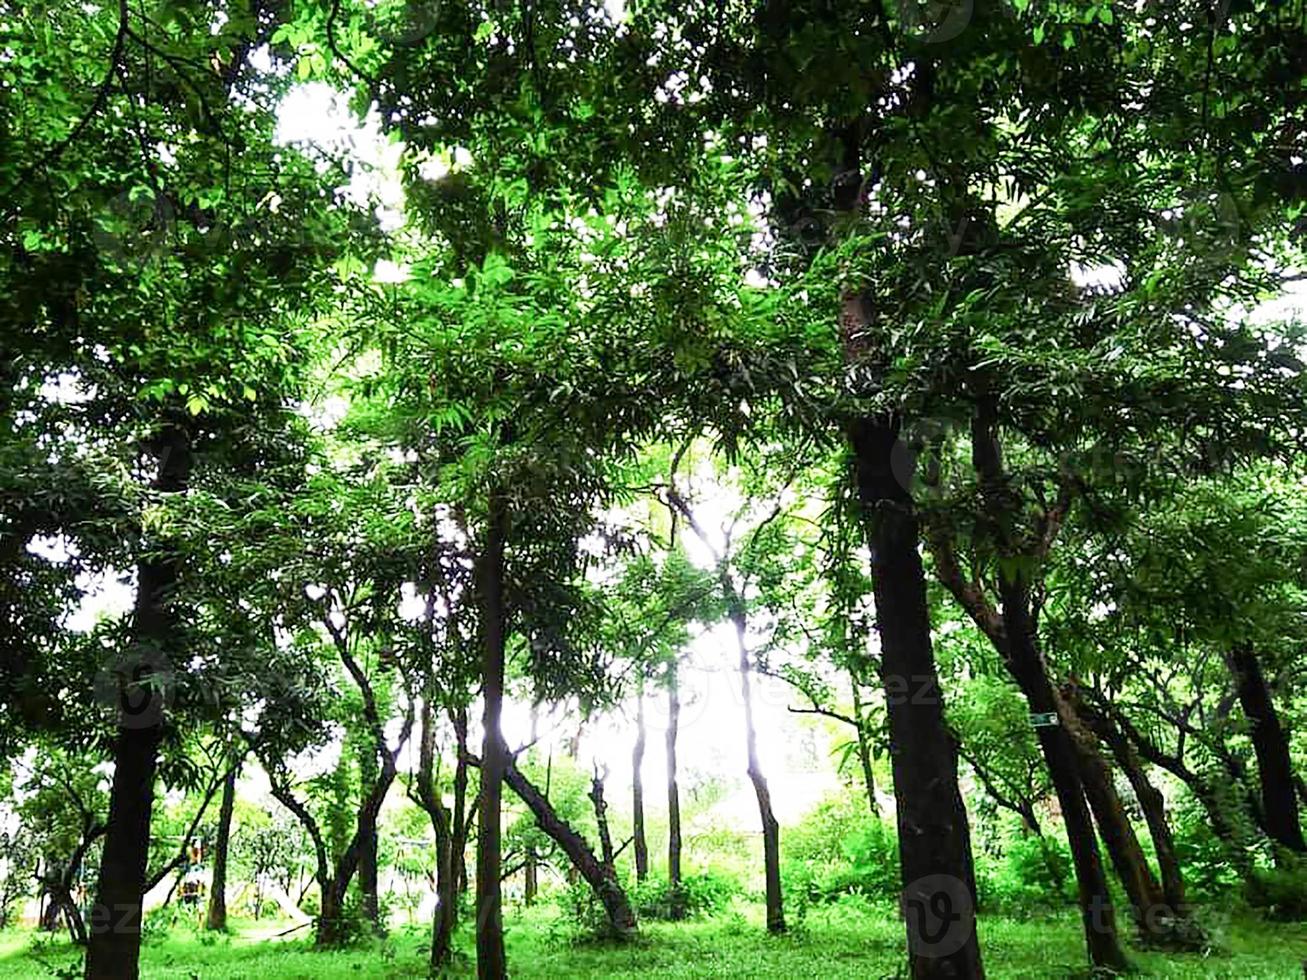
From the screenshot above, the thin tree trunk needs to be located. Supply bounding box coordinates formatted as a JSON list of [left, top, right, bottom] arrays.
[[524, 848, 538, 906], [415, 697, 456, 971], [475, 500, 508, 980], [1226, 646, 1306, 858], [205, 760, 240, 931], [732, 611, 785, 934], [1060, 695, 1175, 942], [998, 580, 1129, 972], [852, 681, 879, 816], [632, 682, 649, 881], [85, 424, 190, 980], [453, 706, 470, 898], [666, 661, 684, 919], [590, 769, 617, 871]]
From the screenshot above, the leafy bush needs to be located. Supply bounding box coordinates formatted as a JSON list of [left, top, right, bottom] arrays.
[[783, 793, 898, 904], [631, 871, 740, 920], [1171, 802, 1248, 899], [1245, 861, 1307, 921], [555, 880, 606, 938], [975, 834, 1076, 914]]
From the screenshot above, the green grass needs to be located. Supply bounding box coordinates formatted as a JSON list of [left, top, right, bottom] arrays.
[[1, 904, 1304, 978]]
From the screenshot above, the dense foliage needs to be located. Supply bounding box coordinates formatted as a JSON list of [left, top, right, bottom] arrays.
[[2, 2, 1307, 978]]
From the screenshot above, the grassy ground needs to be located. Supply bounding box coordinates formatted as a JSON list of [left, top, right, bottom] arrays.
[[1, 903, 1304, 978]]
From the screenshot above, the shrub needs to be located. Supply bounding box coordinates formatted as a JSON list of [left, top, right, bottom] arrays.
[[975, 834, 1076, 914], [1246, 861, 1307, 921], [631, 871, 741, 920], [782, 793, 899, 904]]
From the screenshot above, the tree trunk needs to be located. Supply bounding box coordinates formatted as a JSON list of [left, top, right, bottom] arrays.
[[847, 415, 984, 980], [453, 706, 471, 899], [501, 758, 638, 939], [358, 817, 382, 933], [837, 132, 983, 975], [666, 661, 684, 919], [205, 760, 239, 931], [317, 881, 345, 947], [852, 681, 879, 816], [963, 395, 1128, 972], [475, 500, 508, 980], [1101, 699, 1256, 874], [590, 770, 617, 871], [85, 424, 190, 980], [1226, 646, 1306, 858], [415, 697, 457, 971], [1071, 691, 1187, 911], [632, 683, 649, 882], [732, 611, 785, 934], [524, 848, 538, 906], [998, 575, 1130, 973], [1060, 695, 1175, 942]]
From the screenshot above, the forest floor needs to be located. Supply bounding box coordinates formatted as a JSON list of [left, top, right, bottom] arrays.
[[1, 903, 1305, 978]]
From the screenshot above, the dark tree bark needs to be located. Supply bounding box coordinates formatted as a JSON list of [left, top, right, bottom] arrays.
[[1060, 696, 1173, 937], [846, 410, 984, 980], [358, 818, 381, 933], [1225, 646, 1306, 858], [960, 400, 1128, 973], [1071, 691, 1187, 912], [205, 759, 240, 931], [731, 611, 786, 934], [85, 424, 191, 980], [1000, 580, 1129, 972], [632, 682, 649, 881], [666, 661, 684, 918], [475, 500, 508, 979], [590, 768, 617, 871], [836, 131, 983, 977], [413, 696, 457, 972], [499, 757, 637, 939]]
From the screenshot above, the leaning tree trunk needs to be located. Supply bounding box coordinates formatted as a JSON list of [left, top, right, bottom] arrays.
[[205, 760, 240, 931], [85, 424, 191, 980], [475, 501, 508, 980], [632, 682, 649, 881], [731, 610, 785, 934], [590, 770, 618, 871], [1102, 699, 1257, 875], [966, 396, 1128, 973], [997, 575, 1130, 973], [666, 661, 685, 919], [501, 758, 638, 939], [1059, 695, 1179, 944], [1226, 646, 1307, 859], [1071, 691, 1187, 912]]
